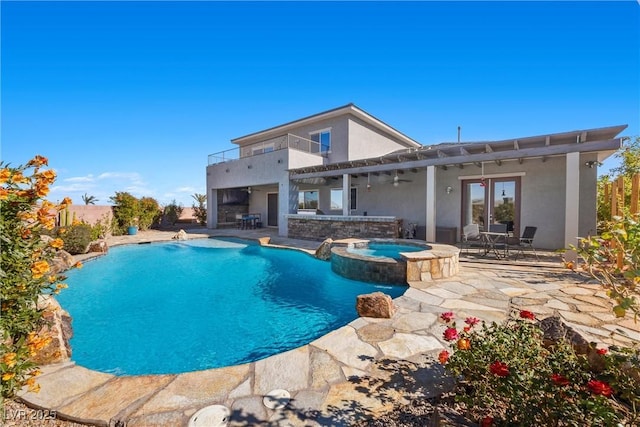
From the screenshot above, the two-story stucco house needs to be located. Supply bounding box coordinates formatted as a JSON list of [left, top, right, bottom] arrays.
[[206, 104, 626, 252]]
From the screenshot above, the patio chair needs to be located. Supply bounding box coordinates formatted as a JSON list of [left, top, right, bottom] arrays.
[[461, 223, 482, 253], [509, 226, 539, 261]]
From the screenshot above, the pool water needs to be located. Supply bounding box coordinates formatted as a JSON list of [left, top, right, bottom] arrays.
[[347, 243, 425, 259], [58, 238, 406, 375]]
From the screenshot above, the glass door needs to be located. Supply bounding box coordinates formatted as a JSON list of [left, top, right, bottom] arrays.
[[462, 177, 520, 236]]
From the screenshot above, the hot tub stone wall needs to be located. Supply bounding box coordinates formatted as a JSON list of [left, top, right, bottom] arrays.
[[404, 245, 460, 282], [330, 247, 407, 285]]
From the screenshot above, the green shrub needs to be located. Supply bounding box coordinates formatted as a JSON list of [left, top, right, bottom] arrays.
[[138, 197, 161, 230], [58, 223, 92, 254], [163, 200, 183, 225]]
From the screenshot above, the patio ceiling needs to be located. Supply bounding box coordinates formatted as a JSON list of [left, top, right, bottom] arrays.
[[289, 124, 627, 180]]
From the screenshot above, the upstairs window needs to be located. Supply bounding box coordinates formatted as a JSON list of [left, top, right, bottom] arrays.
[[310, 129, 331, 153]]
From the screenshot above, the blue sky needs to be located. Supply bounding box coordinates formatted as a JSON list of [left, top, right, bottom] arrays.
[[2, 1, 638, 207]]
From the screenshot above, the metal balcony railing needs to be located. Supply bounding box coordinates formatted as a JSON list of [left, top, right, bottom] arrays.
[[208, 134, 322, 165]]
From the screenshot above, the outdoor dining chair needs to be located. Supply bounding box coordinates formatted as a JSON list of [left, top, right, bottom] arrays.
[[461, 223, 482, 253], [509, 226, 539, 260]]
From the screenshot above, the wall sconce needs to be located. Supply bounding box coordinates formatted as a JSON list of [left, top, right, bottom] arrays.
[[584, 161, 600, 168], [247, 187, 252, 194], [446, 186, 453, 194], [247, 165, 252, 169], [277, 159, 282, 164]]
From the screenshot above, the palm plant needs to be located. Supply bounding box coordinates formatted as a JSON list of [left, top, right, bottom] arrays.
[[82, 193, 98, 205]]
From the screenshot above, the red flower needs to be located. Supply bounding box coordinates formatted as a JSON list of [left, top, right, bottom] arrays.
[[481, 416, 494, 427], [588, 380, 613, 397], [440, 311, 455, 323], [551, 373, 569, 386], [465, 316, 480, 326], [489, 361, 510, 377], [443, 327, 459, 341], [438, 350, 450, 364], [519, 310, 535, 320], [597, 348, 608, 355]]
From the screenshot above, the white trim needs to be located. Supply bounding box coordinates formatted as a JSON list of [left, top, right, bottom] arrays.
[[309, 127, 332, 135], [457, 172, 526, 180], [564, 153, 580, 262], [426, 166, 436, 242]]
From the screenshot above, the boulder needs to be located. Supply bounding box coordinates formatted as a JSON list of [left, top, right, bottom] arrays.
[[88, 239, 108, 254], [356, 292, 396, 318], [32, 296, 73, 365], [49, 250, 76, 275], [315, 238, 333, 261], [173, 229, 188, 240]]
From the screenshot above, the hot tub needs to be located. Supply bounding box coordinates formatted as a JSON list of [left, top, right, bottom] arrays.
[[331, 239, 459, 285]]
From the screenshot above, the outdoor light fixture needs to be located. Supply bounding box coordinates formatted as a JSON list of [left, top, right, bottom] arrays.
[[247, 187, 252, 194], [446, 186, 453, 194], [393, 172, 399, 187], [584, 161, 600, 168]]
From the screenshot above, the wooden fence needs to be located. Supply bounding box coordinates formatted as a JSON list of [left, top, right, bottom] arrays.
[[605, 173, 640, 217]]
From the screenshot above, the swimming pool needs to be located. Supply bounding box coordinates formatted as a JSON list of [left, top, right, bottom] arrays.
[[58, 238, 406, 375]]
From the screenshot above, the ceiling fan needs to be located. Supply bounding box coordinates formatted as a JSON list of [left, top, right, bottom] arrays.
[[388, 171, 412, 187]]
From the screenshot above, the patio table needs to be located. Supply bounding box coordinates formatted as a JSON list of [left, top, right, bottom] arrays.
[[480, 231, 509, 259]]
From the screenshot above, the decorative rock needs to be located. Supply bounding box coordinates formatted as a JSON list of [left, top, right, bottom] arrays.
[[258, 237, 271, 246], [49, 250, 75, 275], [315, 238, 333, 260], [538, 315, 589, 354], [173, 229, 188, 240], [32, 296, 73, 364], [356, 292, 396, 318], [88, 240, 108, 253]]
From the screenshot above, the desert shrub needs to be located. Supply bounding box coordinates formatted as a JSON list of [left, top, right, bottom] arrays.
[[163, 200, 183, 225], [58, 223, 93, 254], [138, 197, 161, 230]]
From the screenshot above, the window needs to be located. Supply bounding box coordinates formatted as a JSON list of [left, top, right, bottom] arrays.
[[330, 188, 357, 210], [310, 129, 331, 153], [298, 190, 318, 209]]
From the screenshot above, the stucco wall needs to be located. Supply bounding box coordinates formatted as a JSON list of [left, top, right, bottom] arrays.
[[434, 154, 598, 250], [348, 116, 416, 160], [64, 205, 113, 226]]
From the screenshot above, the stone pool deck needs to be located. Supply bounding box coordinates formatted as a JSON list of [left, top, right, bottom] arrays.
[[18, 229, 640, 426]]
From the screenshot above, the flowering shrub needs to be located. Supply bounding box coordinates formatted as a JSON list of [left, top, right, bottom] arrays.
[[438, 310, 639, 426], [0, 156, 76, 398], [575, 214, 640, 320]]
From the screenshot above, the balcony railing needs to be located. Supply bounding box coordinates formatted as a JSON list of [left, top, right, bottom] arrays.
[[208, 134, 322, 165]]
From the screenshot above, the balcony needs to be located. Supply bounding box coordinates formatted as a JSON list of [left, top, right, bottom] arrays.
[[208, 134, 323, 165]]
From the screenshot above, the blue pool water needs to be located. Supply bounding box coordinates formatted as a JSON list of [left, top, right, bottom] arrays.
[[58, 238, 406, 375], [347, 243, 425, 259]]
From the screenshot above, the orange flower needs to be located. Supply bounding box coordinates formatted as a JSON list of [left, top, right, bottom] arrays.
[[31, 260, 50, 279], [0, 168, 10, 184], [26, 155, 48, 167], [59, 197, 73, 208], [457, 338, 471, 350], [565, 261, 575, 270], [2, 372, 16, 381], [34, 182, 49, 197], [2, 352, 17, 368], [11, 171, 29, 184], [50, 238, 64, 249], [21, 228, 32, 239], [74, 261, 83, 269], [438, 350, 450, 364], [37, 169, 56, 184]]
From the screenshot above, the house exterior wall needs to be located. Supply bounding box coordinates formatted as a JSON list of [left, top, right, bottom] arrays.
[[347, 116, 417, 160], [433, 154, 599, 250]]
